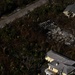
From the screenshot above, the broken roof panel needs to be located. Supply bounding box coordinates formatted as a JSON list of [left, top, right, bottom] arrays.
[[47, 50, 75, 65]]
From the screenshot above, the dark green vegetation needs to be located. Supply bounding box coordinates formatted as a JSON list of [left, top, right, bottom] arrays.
[[0, 0, 35, 17], [0, 0, 75, 75]]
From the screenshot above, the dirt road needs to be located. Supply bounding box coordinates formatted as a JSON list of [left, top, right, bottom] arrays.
[[0, 0, 48, 28]]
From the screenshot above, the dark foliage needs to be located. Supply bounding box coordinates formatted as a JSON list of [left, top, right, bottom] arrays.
[[0, 0, 35, 17], [0, 0, 75, 75]]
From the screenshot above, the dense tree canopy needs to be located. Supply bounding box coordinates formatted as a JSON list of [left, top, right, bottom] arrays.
[[0, 0, 75, 75]]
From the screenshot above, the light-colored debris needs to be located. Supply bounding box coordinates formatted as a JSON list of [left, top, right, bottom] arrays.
[[39, 20, 75, 45]]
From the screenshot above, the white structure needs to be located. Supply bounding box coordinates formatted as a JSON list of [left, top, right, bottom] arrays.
[[45, 50, 75, 75], [63, 3, 75, 17], [45, 68, 54, 75]]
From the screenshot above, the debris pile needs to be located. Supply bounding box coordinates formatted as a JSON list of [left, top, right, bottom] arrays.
[[39, 20, 75, 45]]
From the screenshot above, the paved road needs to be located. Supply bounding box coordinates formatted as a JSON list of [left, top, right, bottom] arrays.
[[0, 0, 48, 28]]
